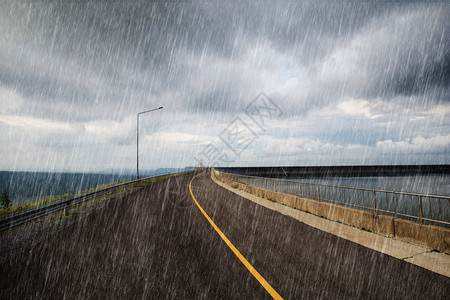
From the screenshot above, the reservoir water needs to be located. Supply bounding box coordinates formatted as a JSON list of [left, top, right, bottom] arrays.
[[0, 172, 134, 206], [290, 174, 450, 197]]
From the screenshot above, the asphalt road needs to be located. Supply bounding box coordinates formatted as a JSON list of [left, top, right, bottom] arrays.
[[1, 170, 449, 299]]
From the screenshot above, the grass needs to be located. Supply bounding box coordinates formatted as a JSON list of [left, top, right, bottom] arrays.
[[0, 170, 195, 217], [0, 194, 70, 217], [267, 197, 276, 203], [213, 172, 224, 183]]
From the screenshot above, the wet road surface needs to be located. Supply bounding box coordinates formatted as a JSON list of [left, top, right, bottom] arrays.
[[1, 170, 449, 299]]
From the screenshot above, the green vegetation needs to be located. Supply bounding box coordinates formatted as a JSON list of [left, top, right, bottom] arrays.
[[267, 197, 276, 203], [231, 184, 238, 189], [0, 194, 67, 217], [1, 189, 11, 209], [213, 172, 224, 183]]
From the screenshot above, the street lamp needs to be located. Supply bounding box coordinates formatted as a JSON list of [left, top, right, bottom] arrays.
[[137, 106, 163, 179]]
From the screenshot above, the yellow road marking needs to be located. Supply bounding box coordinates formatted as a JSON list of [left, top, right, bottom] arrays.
[[189, 172, 283, 300]]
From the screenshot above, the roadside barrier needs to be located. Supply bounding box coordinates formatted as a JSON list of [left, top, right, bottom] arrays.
[[215, 171, 450, 227]]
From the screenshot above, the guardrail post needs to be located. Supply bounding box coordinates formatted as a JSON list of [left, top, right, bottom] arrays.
[[64, 200, 73, 216], [393, 193, 397, 218], [317, 185, 320, 201], [372, 190, 376, 214], [418, 195, 423, 224]]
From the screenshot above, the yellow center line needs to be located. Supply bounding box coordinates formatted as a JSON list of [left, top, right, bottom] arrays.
[[189, 172, 283, 300]]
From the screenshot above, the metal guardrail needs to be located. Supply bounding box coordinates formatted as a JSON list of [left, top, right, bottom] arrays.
[[216, 171, 450, 227], [0, 173, 183, 232]]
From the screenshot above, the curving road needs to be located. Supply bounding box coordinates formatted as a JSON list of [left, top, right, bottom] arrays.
[[1, 170, 449, 299]]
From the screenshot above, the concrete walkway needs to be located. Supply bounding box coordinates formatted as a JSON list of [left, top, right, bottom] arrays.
[[211, 173, 450, 278]]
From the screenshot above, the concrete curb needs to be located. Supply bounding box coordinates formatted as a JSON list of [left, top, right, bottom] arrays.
[[211, 171, 450, 278]]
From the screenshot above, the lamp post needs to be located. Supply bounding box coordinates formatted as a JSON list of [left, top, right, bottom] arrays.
[[137, 106, 163, 179]]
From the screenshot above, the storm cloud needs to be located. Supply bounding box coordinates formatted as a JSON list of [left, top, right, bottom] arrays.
[[0, 1, 449, 171]]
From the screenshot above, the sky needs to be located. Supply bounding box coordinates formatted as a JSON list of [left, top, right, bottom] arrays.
[[0, 1, 449, 172]]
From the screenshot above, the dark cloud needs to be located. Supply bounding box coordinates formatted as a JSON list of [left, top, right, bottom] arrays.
[[0, 0, 448, 121]]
